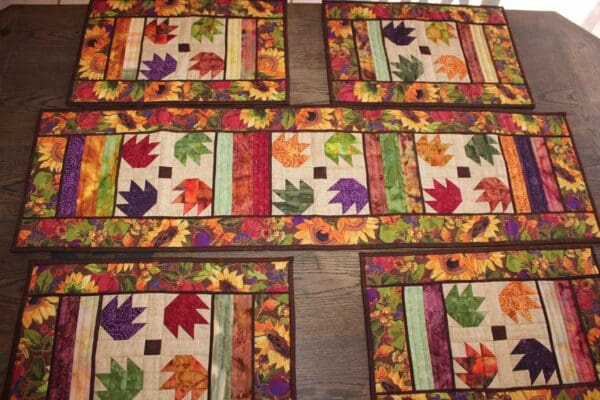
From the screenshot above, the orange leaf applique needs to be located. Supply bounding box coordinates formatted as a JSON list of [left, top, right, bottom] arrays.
[[272, 133, 310, 167], [435, 55, 468, 80], [161, 355, 208, 400], [416, 134, 453, 166], [475, 177, 512, 212], [499, 282, 541, 323]]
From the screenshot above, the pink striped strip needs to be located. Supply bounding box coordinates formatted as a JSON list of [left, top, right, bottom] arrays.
[[531, 137, 564, 211], [423, 284, 452, 389], [252, 133, 271, 215]]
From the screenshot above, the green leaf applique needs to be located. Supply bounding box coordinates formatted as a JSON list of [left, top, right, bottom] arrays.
[[464, 135, 500, 165], [174, 132, 213, 166], [390, 55, 423, 82], [444, 283, 486, 327], [273, 180, 314, 214], [96, 358, 143, 400], [192, 17, 224, 43], [324, 133, 361, 165]]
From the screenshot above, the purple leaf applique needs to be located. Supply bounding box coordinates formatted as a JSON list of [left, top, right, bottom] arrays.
[[328, 178, 369, 213], [100, 295, 146, 340], [141, 53, 177, 80], [117, 180, 157, 217]]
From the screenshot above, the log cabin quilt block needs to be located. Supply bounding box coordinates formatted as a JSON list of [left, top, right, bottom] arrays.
[[324, 1, 534, 107], [361, 248, 600, 399], [70, 0, 287, 104], [14, 107, 600, 250], [4, 258, 295, 400]]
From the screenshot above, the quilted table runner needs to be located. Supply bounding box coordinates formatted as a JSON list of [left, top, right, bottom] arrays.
[[324, 1, 533, 107], [70, 0, 287, 104], [5, 258, 294, 399], [361, 247, 600, 399], [15, 107, 600, 250]]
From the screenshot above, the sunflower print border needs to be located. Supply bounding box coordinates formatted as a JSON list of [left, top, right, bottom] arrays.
[[14, 106, 600, 251], [323, 1, 534, 108], [3, 257, 296, 400], [360, 247, 600, 400], [69, 0, 288, 105]]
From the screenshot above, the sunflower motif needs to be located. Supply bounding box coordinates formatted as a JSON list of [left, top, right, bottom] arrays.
[[336, 217, 378, 245], [207, 267, 251, 292], [257, 48, 285, 79], [154, 0, 187, 16], [82, 26, 110, 56], [295, 108, 334, 130], [425, 253, 484, 281], [329, 20, 352, 38], [398, 110, 431, 131], [374, 365, 406, 393], [37, 137, 66, 173], [255, 319, 291, 371], [106, 0, 135, 11], [458, 215, 502, 243], [347, 6, 376, 19], [104, 111, 146, 132], [106, 263, 135, 273], [293, 217, 343, 245], [240, 108, 276, 129], [511, 114, 542, 134], [78, 52, 108, 80], [353, 82, 383, 102], [553, 157, 585, 192], [237, 0, 277, 17], [22, 296, 58, 329], [144, 81, 183, 102], [57, 272, 99, 294], [404, 83, 439, 103], [141, 220, 190, 247], [92, 81, 128, 101], [238, 81, 282, 101]]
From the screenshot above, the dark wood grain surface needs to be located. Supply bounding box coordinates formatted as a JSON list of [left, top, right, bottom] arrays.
[[0, 4, 599, 398]]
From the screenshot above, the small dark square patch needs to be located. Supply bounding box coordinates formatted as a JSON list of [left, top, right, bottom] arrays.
[[491, 326, 507, 341], [314, 167, 327, 179], [178, 43, 190, 52], [144, 339, 162, 355], [419, 46, 431, 55], [457, 167, 471, 178], [159, 166, 172, 179]]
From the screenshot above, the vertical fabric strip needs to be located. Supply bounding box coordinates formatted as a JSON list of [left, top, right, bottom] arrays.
[[211, 295, 234, 400], [76, 136, 105, 216], [499, 136, 530, 212], [364, 134, 387, 213], [121, 18, 144, 79], [380, 133, 406, 213], [95, 135, 121, 216], [469, 24, 497, 83], [398, 134, 422, 213], [69, 296, 99, 399], [405, 286, 434, 390], [457, 24, 483, 82], [57, 136, 85, 217], [232, 134, 253, 215], [48, 297, 80, 400], [531, 138, 564, 212], [367, 20, 390, 81], [514, 136, 548, 212], [252, 133, 271, 216], [231, 295, 253, 399], [105, 18, 130, 80], [226, 18, 242, 80], [241, 19, 256, 79], [353, 21, 376, 80], [214, 133, 233, 215], [422, 285, 452, 390]]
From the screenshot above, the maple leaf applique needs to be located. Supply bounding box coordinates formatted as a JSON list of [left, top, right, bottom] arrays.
[[424, 179, 462, 213], [444, 284, 486, 327], [163, 294, 209, 338], [161, 355, 208, 400], [464, 135, 501, 166], [382, 21, 416, 46], [434, 55, 468, 80], [498, 282, 541, 323], [144, 19, 177, 44], [475, 177, 512, 212], [117, 181, 158, 217], [189, 52, 224, 79], [191, 17, 224, 43], [416, 134, 453, 166], [454, 343, 498, 389], [141, 53, 177, 80], [426, 22, 457, 45], [324, 133, 362, 165], [172, 179, 213, 215], [272, 133, 310, 167], [96, 358, 143, 400], [121, 135, 159, 168], [511, 338, 558, 383], [100, 295, 146, 340], [328, 178, 369, 214], [273, 180, 314, 214], [174, 132, 212, 166], [390, 54, 424, 82]]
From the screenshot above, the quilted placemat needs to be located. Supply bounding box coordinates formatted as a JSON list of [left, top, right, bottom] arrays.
[[4, 258, 294, 399], [324, 1, 533, 107], [361, 247, 600, 399], [69, 0, 287, 104], [14, 107, 600, 250]]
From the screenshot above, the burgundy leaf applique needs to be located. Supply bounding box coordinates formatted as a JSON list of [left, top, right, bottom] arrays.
[[425, 178, 462, 213], [189, 52, 224, 78]]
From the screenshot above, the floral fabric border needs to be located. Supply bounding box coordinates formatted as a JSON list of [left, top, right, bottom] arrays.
[[4, 258, 295, 399]]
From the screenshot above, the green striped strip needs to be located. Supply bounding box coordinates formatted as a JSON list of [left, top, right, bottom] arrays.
[[380, 134, 406, 213], [211, 295, 234, 400], [214, 133, 233, 215], [96, 135, 121, 216], [367, 21, 390, 81], [404, 286, 434, 390]]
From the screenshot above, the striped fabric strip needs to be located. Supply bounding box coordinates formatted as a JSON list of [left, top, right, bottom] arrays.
[[232, 134, 253, 215], [105, 18, 130, 80], [380, 133, 407, 213], [457, 23, 483, 82], [531, 137, 564, 212], [211, 295, 234, 400], [422, 285, 452, 390], [226, 19, 242, 79], [76, 136, 105, 216], [353, 21, 376, 80], [404, 286, 434, 390], [514, 136, 548, 212], [367, 21, 390, 81], [252, 133, 271, 215], [398, 134, 422, 213], [241, 19, 256, 79], [69, 296, 99, 399], [469, 24, 497, 83], [364, 134, 387, 213], [231, 295, 253, 399], [122, 18, 144, 79], [48, 297, 80, 400], [57, 136, 85, 217], [214, 132, 233, 215], [499, 136, 530, 212], [96, 135, 121, 216]]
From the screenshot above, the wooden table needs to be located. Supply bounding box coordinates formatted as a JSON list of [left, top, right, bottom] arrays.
[[0, 4, 599, 398]]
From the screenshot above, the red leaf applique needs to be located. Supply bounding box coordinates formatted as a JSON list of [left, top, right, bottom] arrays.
[[425, 178, 462, 213], [475, 177, 512, 212]]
